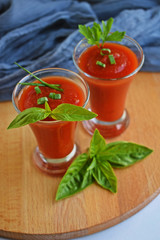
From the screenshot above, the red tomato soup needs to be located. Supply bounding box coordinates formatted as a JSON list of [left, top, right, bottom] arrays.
[[78, 43, 138, 121], [18, 76, 85, 159]]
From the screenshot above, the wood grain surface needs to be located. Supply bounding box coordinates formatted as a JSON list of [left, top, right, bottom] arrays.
[[0, 72, 160, 240]]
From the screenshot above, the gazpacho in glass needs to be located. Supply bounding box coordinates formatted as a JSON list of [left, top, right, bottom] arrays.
[[73, 19, 144, 138], [11, 68, 92, 175]]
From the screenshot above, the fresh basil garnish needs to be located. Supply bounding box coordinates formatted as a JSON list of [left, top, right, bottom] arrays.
[[51, 103, 97, 121], [56, 129, 153, 200], [56, 153, 94, 200], [7, 102, 97, 129], [89, 127, 106, 158], [92, 160, 117, 193], [7, 107, 51, 129], [97, 141, 153, 168]]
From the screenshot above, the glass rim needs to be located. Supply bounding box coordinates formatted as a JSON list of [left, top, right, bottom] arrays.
[[73, 35, 145, 81], [12, 67, 90, 124]]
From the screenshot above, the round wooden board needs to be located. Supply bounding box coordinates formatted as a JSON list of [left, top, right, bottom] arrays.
[[0, 72, 160, 240]]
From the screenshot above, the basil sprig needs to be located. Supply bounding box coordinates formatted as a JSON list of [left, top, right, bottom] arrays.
[[97, 141, 153, 168], [7, 107, 51, 129], [56, 129, 153, 200], [56, 153, 93, 200], [7, 102, 97, 129]]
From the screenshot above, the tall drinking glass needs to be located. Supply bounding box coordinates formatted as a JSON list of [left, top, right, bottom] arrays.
[[73, 36, 144, 138], [12, 68, 89, 175]]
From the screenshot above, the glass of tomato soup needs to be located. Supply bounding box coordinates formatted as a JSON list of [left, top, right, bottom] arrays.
[[12, 68, 89, 175], [73, 36, 144, 138]]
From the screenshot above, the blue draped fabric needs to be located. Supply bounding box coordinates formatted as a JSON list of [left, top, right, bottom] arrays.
[[0, 0, 160, 101]]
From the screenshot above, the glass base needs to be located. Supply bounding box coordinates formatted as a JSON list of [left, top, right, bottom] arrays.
[[82, 109, 130, 138], [33, 144, 78, 176]]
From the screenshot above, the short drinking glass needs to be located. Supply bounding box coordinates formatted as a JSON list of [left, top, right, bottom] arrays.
[[73, 36, 144, 138], [12, 68, 89, 175]]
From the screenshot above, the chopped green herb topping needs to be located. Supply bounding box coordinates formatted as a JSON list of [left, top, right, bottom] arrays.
[[49, 92, 61, 100], [34, 86, 41, 94], [15, 62, 63, 92], [108, 54, 116, 64], [37, 97, 48, 105], [96, 61, 106, 68], [100, 48, 111, 56]]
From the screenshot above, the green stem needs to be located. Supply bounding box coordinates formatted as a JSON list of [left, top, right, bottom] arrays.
[[15, 62, 63, 92]]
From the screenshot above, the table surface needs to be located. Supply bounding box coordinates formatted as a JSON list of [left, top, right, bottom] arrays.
[[0, 71, 160, 240], [0, 194, 160, 240], [79, 71, 160, 240], [73, 193, 160, 240]]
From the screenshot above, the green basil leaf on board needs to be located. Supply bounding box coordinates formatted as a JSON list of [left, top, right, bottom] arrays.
[[92, 159, 117, 193], [89, 128, 106, 158], [51, 103, 97, 121], [7, 107, 51, 129], [97, 142, 153, 168], [87, 157, 97, 171], [56, 153, 94, 200], [56, 129, 153, 200]]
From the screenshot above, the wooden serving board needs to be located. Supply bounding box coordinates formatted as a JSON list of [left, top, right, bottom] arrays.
[[0, 72, 160, 240]]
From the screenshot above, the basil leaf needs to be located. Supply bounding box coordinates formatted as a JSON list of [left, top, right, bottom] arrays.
[[87, 157, 97, 171], [93, 158, 117, 193], [7, 107, 50, 129], [8, 103, 97, 129], [56, 153, 94, 200], [45, 101, 51, 112], [55, 129, 153, 200], [89, 129, 106, 158], [98, 142, 153, 168], [51, 103, 97, 121]]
